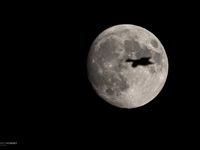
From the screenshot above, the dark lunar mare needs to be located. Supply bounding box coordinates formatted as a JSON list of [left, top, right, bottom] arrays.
[[150, 39, 158, 48]]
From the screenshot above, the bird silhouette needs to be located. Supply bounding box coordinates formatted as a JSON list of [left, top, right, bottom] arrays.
[[125, 57, 153, 67]]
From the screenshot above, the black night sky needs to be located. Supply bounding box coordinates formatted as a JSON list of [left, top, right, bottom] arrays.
[[1, 1, 200, 149]]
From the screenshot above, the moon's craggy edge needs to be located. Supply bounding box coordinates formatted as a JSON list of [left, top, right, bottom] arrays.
[[87, 28, 164, 107]]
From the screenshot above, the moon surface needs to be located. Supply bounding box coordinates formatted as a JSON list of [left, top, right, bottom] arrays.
[[87, 24, 168, 108]]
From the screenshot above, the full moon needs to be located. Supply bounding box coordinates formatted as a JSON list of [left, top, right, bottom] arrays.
[[87, 24, 168, 108]]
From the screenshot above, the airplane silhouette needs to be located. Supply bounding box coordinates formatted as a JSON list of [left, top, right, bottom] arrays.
[[125, 57, 153, 67]]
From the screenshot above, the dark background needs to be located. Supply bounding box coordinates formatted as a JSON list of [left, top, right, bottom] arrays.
[[1, 1, 199, 148]]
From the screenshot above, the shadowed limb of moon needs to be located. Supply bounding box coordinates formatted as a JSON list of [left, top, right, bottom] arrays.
[[87, 24, 168, 109]]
